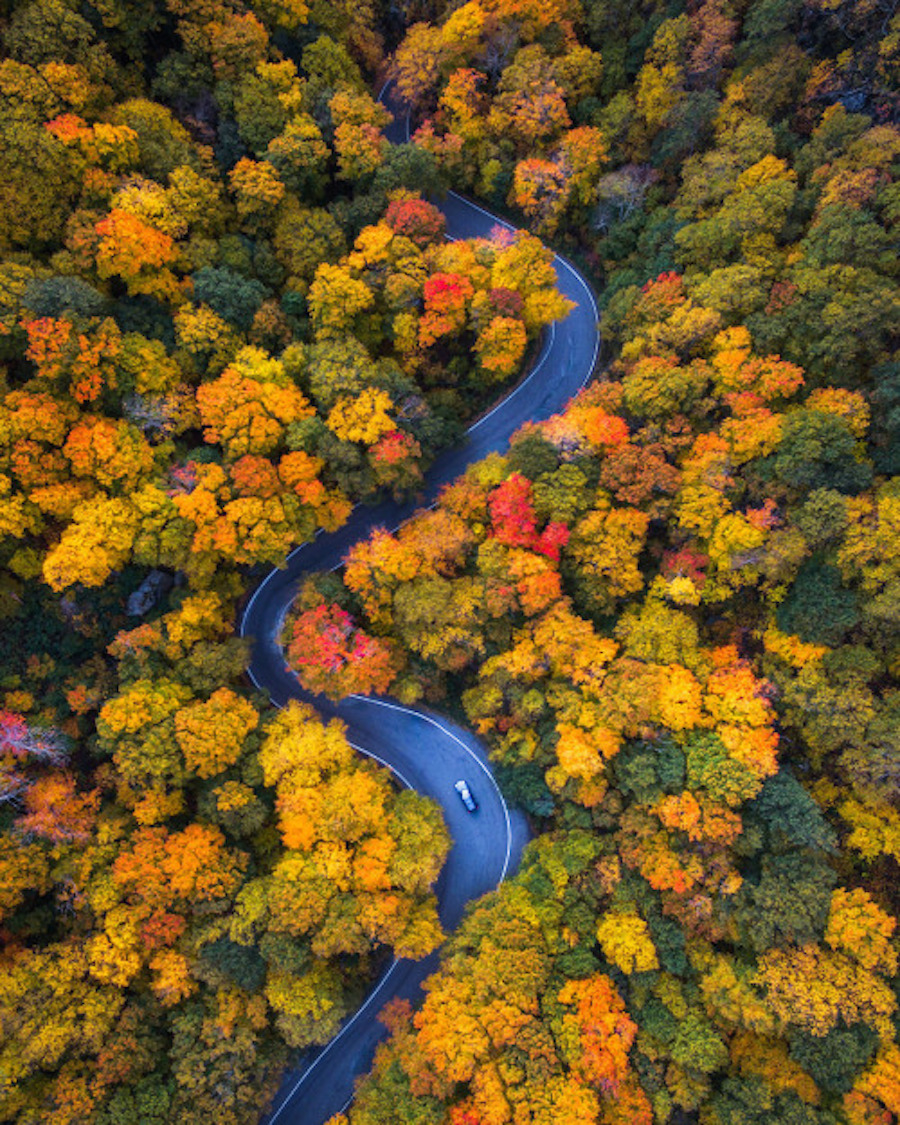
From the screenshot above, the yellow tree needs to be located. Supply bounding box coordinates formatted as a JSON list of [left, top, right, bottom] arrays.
[[174, 688, 259, 779], [195, 347, 314, 458], [307, 263, 375, 337], [510, 158, 569, 235], [327, 388, 396, 445], [94, 209, 182, 301], [595, 912, 660, 975], [229, 157, 286, 230], [43, 497, 139, 591]]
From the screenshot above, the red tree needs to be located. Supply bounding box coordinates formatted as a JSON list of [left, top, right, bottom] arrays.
[[384, 197, 446, 246], [284, 604, 402, 701]]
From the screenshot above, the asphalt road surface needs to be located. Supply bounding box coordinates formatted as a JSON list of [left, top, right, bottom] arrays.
[[241, 90, 600, 1125]]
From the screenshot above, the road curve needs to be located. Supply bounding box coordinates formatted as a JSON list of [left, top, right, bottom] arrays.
[[242, 97, 600, 1125]]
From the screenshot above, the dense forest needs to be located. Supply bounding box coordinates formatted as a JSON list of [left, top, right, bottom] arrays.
[[0, 0, 898, 1119]]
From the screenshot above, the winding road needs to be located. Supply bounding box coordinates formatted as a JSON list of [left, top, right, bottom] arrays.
[[242, 93, 600, 1124]]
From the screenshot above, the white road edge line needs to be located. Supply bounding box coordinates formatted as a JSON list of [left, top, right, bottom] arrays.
[[240, 161, 600, 637], [265, 954, 403, 1125], [349, 742, 415, 790], [249, 80, 600, 1124], [347, 695, 513, 883], [468, 322, 556, 433], [261, 694, 514, 1125], [241, 243, 597, 632], [258, 727, 419, 1125]]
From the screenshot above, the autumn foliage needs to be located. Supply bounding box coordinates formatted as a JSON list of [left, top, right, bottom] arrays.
[[325, 49, 900, 1108], [283, 603, 402, 699], [1, 0, 899, 1119]]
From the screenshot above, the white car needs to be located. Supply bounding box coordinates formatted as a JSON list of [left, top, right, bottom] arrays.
[[454, 779, 478, 812]]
